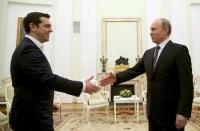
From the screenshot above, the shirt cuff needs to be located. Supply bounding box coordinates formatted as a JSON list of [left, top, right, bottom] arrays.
[[82, 81, 86, 92]]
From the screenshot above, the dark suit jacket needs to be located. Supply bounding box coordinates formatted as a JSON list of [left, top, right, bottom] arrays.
[[9, 37, 83, 131], [115, 40, 193, 126]]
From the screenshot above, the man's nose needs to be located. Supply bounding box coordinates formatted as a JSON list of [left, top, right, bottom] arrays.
[[150, 31, 153, 36], [49, 28, 53, 32]]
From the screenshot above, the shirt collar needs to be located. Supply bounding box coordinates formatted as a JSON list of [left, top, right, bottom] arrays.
[[25, 35, 44, 51], [158, 38, 169, 49]]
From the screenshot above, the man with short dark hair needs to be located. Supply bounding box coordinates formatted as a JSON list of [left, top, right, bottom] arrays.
[[9, 12, 100, 131], [100, 18, 194, 131]]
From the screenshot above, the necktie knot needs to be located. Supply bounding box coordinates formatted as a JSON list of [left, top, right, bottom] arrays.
[[155, 46, 160, 50]]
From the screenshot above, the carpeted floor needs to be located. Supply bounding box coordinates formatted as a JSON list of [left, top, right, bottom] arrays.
[[189, 110, 200, 130], [53, 104, 200, 131], [55, 113, 148, 131]]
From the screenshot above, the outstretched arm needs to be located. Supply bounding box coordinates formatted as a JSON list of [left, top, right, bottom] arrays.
[[100, 72, 116, 86]]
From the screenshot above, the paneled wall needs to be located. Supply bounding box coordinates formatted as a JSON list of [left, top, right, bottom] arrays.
[[1, 0, 200, 102], [190, 4, 200, 76]]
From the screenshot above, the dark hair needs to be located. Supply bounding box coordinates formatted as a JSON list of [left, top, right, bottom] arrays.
[[160, 18, 171, 36], [23, 12, 50, 33]]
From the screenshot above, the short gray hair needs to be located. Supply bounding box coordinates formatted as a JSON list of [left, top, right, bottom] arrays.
[[160, 18, 171, 36]]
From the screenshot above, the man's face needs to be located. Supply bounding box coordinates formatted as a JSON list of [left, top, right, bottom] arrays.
[[150, 19, 168, 44], [31, 17, 53, 43]]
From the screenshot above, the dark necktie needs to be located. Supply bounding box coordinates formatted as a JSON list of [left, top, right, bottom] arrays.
[[153, 46, 160, 69]]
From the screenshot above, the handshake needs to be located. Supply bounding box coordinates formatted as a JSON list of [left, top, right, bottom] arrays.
[[84, 72, 117, 94], [83, 76, 100, 94]]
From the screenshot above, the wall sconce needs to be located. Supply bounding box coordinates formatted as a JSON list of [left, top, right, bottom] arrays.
[[100, 56, 108, 73]]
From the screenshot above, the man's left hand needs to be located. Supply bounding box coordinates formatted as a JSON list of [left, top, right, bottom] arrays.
[[175, 114, 188, 129]]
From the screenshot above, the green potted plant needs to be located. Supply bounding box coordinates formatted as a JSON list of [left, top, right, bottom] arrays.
[[120, 89, 132, 97]]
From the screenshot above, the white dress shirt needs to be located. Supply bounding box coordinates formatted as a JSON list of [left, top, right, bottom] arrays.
[[25, 35, 44, 52], [154, 38, 169, 64]]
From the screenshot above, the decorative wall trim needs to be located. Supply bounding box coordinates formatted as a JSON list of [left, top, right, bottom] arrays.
[[189, 0, 200, 5], [8, 0, 54, 6], [16, 17, 25, 46], [101, 17, 142, 70]]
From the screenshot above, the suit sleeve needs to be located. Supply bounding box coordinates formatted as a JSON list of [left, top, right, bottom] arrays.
[[19, 47, 83, 97], [176, 46, 194, 118], [115, 55, 145, 84]]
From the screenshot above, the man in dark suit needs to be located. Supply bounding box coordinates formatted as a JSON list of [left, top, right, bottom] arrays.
[[100, 18, 193, 131], [9, 12, 100, 131]]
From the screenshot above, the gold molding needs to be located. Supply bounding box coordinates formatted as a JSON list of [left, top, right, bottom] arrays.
[[16, 17, 25, 47], [101, 17, 142, 70]]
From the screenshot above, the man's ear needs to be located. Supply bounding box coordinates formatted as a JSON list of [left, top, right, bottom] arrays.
[[29, 23, 37, 32], [164, 27, 169, 35]]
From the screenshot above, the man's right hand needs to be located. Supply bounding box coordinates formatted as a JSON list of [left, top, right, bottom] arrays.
[[84, 76, 100, 94], [100, 72, 116, 86]]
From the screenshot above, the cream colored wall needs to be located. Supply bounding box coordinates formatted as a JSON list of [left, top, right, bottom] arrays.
[[0, 0, 54, 79], [0, 0, 8, 84], [95, 0, 200, 77], [80, 0, 97, 80], [96, 0, 146, 72], [1, 0, 200, 102], [71, 0, 81, 81], [187, 0, 200, 76], [161, 0, 171, 19], [0, 0, 76, 103], [168, 0, 200, 76]]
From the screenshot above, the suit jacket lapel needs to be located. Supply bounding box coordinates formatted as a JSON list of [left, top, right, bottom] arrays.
[[152, 41, 172, 76], [25, 37, 52, 71]]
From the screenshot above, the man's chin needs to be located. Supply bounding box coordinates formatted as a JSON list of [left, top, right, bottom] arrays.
[[41, 39, 49, 43], [152, 40, 158, 44], [44, 38, 50, 42]]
